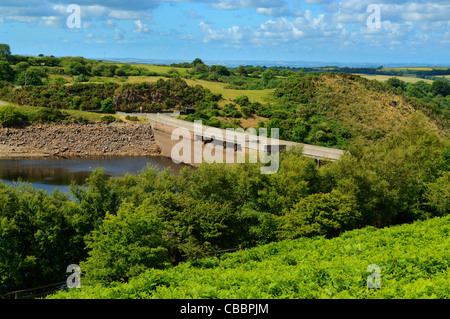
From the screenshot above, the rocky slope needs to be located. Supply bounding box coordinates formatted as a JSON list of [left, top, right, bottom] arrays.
[[0, 123, 161, 158]]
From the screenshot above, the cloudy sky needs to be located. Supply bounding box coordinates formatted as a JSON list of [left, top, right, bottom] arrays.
[[0, 0, 449, 65]]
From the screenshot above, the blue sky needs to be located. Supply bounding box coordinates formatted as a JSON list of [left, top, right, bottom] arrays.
[[0, 0, 449, 66]]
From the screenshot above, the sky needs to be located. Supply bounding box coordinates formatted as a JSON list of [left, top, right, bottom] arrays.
[[0, 0, 449, 66]]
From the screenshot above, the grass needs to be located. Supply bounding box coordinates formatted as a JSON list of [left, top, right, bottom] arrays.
[[383, 67, 449, 71], [1, 102, 148, 124], [134, 64, 190, 76], [356, 74, 433, 84], [79, 73, 275, 105]]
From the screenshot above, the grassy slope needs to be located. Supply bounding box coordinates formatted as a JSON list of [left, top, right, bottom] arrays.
[[357, 74, 434, 84], [0, 102, 148, 124], [287, 73, 448, 140], [50, 214, 450, 299]]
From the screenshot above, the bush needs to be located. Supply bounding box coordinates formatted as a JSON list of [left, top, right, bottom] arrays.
[[81, 200, 170, 283], [0, 105, 26, 127], [101, 98, 114, 114], [100, 115, 116, 124], [125, 115, 139, 121], [74, 74, 88, 83], [34, 108, 69, 123], [277, 190, 361, 239]]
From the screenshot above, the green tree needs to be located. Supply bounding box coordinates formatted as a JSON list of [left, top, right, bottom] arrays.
[[235, 95, 250, 106], [15, 67, 47, 86], [0, 43, 11, 61], [431, 79, 450, 97], [14, 61, 30, 73], [236, 65, 247, 77], [424, 171, 450, 216], [0, 183, 82, 293], [0, 105, 26, 127], [262, 70, 275, 83], [101, 98, 114, 113], [81, 199, 169, 283], [191, 58, 204, 66], [386, 77, 406, 91], [0, 61, 15, 82], [406, 81, 431, 99], [69, 168, 120, 236], [277, 190, 361, 239], [211, 65, 230, 76], [65, 61, 87, 76]]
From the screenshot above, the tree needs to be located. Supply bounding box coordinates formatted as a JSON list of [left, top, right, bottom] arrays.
[[0, 61, 15, 82], [0, 105, 26, 127], [191, 58, 204, 66], [236, 65, 247, 77], [431, 79, 450, 97], [424, 171, 450, 216], [0, 183, 82, 293], [262, 70, 275, 83], [277, 190, 361, 239], [65, 61, 87, 76], [15, 61, 30, 73], [406, 81, 431, 99], [386, 77, 406, 91], [15, 67, 47, 86], [81, 199, 169, 283], [0, 43, 11, 61], [235, 95, 250, 106], [101, 98, 114, 113], [211, 65, 230, 76], [69, 168, 120, 235]]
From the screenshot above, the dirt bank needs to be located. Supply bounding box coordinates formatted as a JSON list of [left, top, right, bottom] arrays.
[[0, 123, 161, 159]]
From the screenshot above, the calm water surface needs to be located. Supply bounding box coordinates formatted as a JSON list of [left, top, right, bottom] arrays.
[[0, 156, 187, 194]]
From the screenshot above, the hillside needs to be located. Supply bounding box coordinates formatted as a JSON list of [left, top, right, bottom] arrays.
[[254, 73, 449, 148], [49, 214, 450, 299], [1, 53, 448, 149]]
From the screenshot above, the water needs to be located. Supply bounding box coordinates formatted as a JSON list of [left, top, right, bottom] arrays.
[[0, 156, 187, 195]]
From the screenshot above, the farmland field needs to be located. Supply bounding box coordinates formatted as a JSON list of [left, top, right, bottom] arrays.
[[356, 74, 434, 84]]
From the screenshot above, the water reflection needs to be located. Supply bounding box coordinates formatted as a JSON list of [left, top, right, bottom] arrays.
[[0, 156, 187, 194]]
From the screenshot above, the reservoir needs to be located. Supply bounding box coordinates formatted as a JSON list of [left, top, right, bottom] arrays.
[[0, 156, 187, 194]]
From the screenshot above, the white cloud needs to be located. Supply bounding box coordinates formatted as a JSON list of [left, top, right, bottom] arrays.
[[212, 0, 292, 16], [38, 16, 62, 28], [109, 10, 151, 20], [132, 20, 150, 33]]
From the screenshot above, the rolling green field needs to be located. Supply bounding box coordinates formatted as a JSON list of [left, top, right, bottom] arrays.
[[357, 74, 433, 84], [383, 67, 448, 71]]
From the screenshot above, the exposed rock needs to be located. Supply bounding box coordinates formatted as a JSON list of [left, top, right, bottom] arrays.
[[0, 123, 161, 158]]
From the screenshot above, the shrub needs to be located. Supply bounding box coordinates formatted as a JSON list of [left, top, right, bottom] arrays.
[[125, 115, 139, 121], [100, 115, 116, 124], [34, 108, 69, 123], [101, 98, 114, 114], [0, 105, 26, 127]]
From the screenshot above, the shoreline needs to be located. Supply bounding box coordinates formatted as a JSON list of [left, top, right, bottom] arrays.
[[0, 123, 161, 159]]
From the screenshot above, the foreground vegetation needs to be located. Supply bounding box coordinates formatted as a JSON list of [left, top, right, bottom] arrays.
[[49, 214, 450, 299], [1, 115, 448, 295]]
